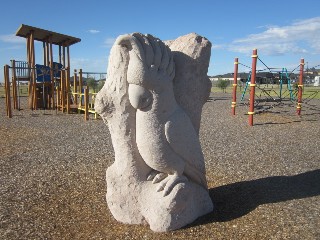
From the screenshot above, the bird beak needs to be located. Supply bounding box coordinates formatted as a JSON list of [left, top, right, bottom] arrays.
[[128, 84, 153, 110]]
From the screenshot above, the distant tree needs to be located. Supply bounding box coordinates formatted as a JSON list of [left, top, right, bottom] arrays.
[[216, 78, 229, 93], [97, 80, 105, 91], [86, 78, 98, 92]]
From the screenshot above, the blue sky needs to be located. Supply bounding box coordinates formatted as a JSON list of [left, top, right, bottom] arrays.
[[1, 0, 320, 81]]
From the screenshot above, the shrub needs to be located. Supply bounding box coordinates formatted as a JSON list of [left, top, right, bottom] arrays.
[[216, 79, 229, 93]]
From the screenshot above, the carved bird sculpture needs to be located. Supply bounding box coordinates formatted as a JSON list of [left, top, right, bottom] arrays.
[[116, 33, 208, 196]]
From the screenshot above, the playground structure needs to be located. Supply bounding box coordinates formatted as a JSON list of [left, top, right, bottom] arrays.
[[70, 69, 106, 119], [3, 24, 104, 120], [231, 49, 320, 126]]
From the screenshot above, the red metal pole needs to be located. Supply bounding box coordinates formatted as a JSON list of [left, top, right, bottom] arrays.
[[296, 58, 304, 115], [248, 49, 258, 126], [232, 57, 239, 115]]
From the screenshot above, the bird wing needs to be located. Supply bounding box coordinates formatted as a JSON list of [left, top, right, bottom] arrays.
[[165, 108, 207, 188]]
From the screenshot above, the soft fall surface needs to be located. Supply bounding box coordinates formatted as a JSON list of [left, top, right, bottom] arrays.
[[1, 93, 319, 239]]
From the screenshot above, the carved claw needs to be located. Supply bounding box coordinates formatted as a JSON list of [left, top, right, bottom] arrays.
[[157, 174, 188, 197], [156, 178, 168, 192], [147, 170, 168, 184], [147, 170, 159, 181], [152, 173, 168, 184]]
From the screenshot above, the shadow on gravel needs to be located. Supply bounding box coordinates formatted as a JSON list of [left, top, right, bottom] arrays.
[[254, 121, 301, 126], [254, 119, 318, 126], [212, 97, 231, 101], [191, 169, 320, 225]]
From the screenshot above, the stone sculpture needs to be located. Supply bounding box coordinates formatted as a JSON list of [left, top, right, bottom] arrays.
[[95, 32, 213, 232]]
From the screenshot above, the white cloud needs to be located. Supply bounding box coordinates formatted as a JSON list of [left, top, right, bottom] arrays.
[[211, 44, 224, 50], [71, 57, 108, 73], [0, 34, 25, 43], [88, 29, 100, 34], [103, 37, 116, 48], [229, 17, 320, 55]]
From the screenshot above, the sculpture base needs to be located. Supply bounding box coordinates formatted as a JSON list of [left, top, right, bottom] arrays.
[[140, 181, 213, 232], [106, 167, 213, 232]]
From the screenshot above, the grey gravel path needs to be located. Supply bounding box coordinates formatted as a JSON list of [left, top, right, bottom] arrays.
[[1, 93, 319, 239]]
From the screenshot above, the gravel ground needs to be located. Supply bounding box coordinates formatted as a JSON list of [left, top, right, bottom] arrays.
[[1, 93, 319, 240]]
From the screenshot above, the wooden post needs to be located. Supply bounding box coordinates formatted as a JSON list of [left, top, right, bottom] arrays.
[[60, 70, 65, 112], [26, 35, 33, 109], [248, 49, 258, 126], [56, 86, 60, 111], [43, 42, 46, 65], [27, 34, 31, 67], [4, 65, 12, 118], [46, 40, 49, 67], [11, 60, 18, 110], [66, 67, 70, 114], [297, 58, 304, 115], [29, 30, 37, 110], [74, 69, 78, 105], [79, 69, 83, 91], [26, 34, 32, 106], [59, 45, 62, 64], [67, 46, 70, 70], [84, 86, 89, 121], [232, 57, 239, 115], [49, 37, 54, 109], [79, 69, 83, 106], [62, 46, 66, 67]]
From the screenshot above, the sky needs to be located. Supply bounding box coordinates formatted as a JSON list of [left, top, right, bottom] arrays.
[[1, 0, 320, 81]]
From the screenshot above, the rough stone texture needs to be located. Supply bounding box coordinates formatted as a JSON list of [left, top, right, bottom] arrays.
[[95, 32, 213, 232], [95, 43, 150, 224], [166, 33, 212, 134]]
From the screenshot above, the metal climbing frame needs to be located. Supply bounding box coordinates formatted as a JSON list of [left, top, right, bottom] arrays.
[[279, 68, 295, 101], [232, 49, 306, 126], [240, 72, 252, 101]]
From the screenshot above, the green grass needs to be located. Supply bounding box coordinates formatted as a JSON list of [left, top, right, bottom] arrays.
[[1, 84, 319, 100], [212, 84, 320, 100], [0, 85, 29, 98], [0, 85, 98, 98]]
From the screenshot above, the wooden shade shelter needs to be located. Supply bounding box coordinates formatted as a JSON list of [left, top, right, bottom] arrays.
[[15, 24, 81, 109]]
